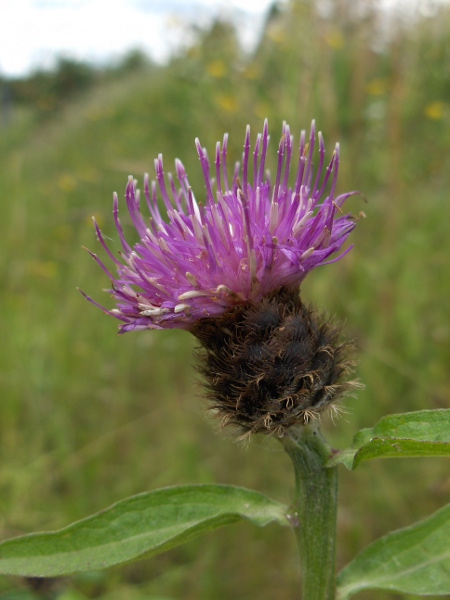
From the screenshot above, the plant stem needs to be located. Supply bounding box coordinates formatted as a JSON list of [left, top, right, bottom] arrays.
[[282, 423, 338, 600]]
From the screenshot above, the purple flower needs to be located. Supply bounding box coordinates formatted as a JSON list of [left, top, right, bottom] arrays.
[[84, 120, 357, 333]]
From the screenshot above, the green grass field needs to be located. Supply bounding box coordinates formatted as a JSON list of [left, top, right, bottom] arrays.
[[1, 1, 449, 598]]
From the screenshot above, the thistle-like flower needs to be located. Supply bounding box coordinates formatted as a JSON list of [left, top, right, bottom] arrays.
[[84, 120, 360, 435]]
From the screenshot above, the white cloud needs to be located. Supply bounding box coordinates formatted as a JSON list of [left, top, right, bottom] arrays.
[[0, 0, 277, 77], [1, 0, 170, 75]]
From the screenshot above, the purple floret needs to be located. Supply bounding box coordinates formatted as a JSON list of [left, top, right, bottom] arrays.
[[83, 120, 357, 332]]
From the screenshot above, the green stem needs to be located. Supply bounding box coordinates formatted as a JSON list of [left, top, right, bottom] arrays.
[[282, 423, 338, 600]]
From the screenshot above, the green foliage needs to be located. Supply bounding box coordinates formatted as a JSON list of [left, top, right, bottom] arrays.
[[1, 0, 449, 597], [0, 486, 288, 577], [1, 51, 153, 117], [337, 502, 450, 598], [329, 410, 450, 469]]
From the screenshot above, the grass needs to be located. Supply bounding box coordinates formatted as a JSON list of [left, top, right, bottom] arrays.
[[0, 1, 449, 598]]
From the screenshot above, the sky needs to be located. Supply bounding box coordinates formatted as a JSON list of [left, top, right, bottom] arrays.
[[0, 0, 277, 77]]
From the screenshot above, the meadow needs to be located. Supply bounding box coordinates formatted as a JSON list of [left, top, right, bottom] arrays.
[[0, 0, 449, 598]]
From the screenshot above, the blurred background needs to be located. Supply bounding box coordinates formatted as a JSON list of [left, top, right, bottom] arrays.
[[1, 0, 449, 598]]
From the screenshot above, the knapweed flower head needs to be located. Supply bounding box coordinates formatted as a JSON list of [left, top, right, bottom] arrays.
[[85, 120, 360, 436], [85, 120, 356, 333]]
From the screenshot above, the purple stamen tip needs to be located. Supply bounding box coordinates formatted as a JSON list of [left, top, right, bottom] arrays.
[[85, 120, 358, 332]]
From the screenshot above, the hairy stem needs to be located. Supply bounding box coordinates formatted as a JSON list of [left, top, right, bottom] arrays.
[[282, 423, 338, 600]]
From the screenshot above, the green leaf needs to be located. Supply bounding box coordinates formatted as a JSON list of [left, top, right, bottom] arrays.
[[0, 485, 289, 577], [336, 502, 450, 598], [328, 409, 450, 470]]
